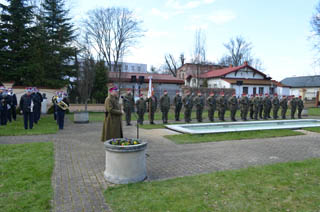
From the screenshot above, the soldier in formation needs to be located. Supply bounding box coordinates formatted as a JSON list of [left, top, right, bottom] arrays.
[[136, 94, 146, 125], [123, 88, 135, 126], [0, 86, 8, 125], [258, 93, 264, 119], [147, 93, 157, 125], [249, 94, 255, 119], [263, 93, 272, 119], [272, 93, 280, 119], [297, 96, 304, 119], [253, 94, 260, 120], [182, 90, 193, 123], [7, 88, 17, 122], [160, 90, 170, 124], [207, 91, 216, 122], [217, 91, 227, 121], [239, 93, 249, 121], [280, 95, 288, 119], [228, 92, 238, 121], [194, 91, 205, 122], [173, 91, 182, 121], [32, 87, 43, 124], [19, 87, 35, 130], [290, 95, 297, 119]]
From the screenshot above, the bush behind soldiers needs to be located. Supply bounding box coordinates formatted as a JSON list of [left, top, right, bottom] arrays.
[[160, 90, 170, 124]]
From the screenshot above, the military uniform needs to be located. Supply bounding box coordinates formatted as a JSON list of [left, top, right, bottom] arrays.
[[228, 95, 238, 121], [19, 88, 35, 129], [136, 96, 146, 125], [272, 95, 280, 119], [217, 94, 227, 121], [297, 97, 304, 119], [290, 97, 297, 119], [160, 93, 170, 124], [258, 95, 263, 119], [123, 92, 135, 125], [249, 95, 254, 119], [173, 93, 182, 121], [263, 95, 272, 119], [32, 90, 43, 124], [56, 95, 69, 130], [253, 95, 260, 120], [207, 94, 216, 122], [239, 95, 249, 121], [7, 89, 17, 121], [147, 95, 157, 124], [280, 96, 288, 119], [101, 90, 123, 142], [194, 93, 205, 122], [0, 89, 7, 125], [182, 93, 193, 123]]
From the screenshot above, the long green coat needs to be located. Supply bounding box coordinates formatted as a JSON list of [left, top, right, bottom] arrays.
[[101, 95, 123, 142]]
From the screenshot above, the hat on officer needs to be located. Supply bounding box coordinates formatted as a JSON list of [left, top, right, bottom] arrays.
[[109, 86, 118, 92]]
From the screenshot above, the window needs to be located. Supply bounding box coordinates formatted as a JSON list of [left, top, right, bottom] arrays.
[[243, 87, 248, 94], [259, 87, 264, 94], [270, 87, 274, 94], [131, 66, 134, 71], [137, 66, 141, 72], [253, 87, 257, 95], [125, 65, 128, 71]]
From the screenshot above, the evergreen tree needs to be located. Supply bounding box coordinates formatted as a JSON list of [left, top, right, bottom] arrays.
[[0, 0, 35, 85], [41, 0, 76, 88], [91, 61, 108, 103]]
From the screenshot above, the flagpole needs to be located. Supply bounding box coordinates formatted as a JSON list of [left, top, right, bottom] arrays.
[[148, 76, 152, 123]]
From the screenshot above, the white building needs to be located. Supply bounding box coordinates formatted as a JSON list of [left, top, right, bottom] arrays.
[[197, 62, 290, 97], [111, 62, 147, 73]]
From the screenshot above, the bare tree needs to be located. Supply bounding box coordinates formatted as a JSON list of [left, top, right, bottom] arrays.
[[219, 36, 263, 70], [311, 2, 320, 64], [164, 52, 185, 77], [192, 29, 207, 88], [84, 7, 144, 92]]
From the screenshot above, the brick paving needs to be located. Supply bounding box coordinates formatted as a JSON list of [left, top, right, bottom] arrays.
[[1, 118, 320, 212]]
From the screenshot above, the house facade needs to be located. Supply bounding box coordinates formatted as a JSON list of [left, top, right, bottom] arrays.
[[187, 62, 289, 97]]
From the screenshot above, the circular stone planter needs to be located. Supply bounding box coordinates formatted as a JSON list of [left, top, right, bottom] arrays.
[[104, 139, 147, 184], [302, 109, 308, 116], [74, 111, 89, 123]]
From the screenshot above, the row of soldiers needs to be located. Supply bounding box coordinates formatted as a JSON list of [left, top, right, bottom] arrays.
[[0, 86, 17, 125], [122, 88, 305, 125]]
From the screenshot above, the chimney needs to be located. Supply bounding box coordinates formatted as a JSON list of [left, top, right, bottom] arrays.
[[229, 64, 233, 68], [244, 61, 248, 66]]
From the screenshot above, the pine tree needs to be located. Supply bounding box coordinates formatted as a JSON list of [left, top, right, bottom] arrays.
[[0, 0, 35, 85], [41, 0, 76, 88]]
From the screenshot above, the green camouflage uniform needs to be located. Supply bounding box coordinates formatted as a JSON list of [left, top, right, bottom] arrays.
[[249, 96, 254, 119], [228, 96, 238, 121], [183, 94, 193, 123], [173, 94, 182, 121], [136, 97, 146, 125], [160, 94, 170, 124], [147, 96, 157, 124], [263, 96, 272, 119], [217, 95, 227, 121], [297, 98, 304, 119], [239, 95, 249, 121], [194, 94, 205, 122], [290, 97, 297, 119], [280, 97, 288, 119], [123, 93, 134, 125], [258, 96, 263, 119], [207, 95, 216, 122], [272, 96, 280, 119], [253, 96, 260, 120]]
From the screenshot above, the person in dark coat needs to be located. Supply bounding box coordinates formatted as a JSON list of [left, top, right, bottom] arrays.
[[20, 87, 35, 129], [32, 87, 43, 124], [56, 92, 70, 130], [173, 91, 182, 121], [136, 94, 147, 125], [7, 88, 17, 121], [0, 86, 8, 125], [101, 86, 123, 141], [122, 88, 135, 126]]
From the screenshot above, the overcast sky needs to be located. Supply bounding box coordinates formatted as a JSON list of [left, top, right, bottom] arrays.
[[2, 0, 320, 81]]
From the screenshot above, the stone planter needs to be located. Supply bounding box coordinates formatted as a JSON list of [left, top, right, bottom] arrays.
[[104, 139, 147, 184], [302, 109, 308, 116], [74, 111, 89, 123]]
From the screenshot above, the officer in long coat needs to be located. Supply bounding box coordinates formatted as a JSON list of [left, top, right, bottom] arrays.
[[280, 95, 288, 119], [123, 88, 135, 126], [272, 93, 280, 119], [173, 91, 182, 121], [239, 93, 249, 121], [290, 95, 297, 119], [182, 90, 193, 123], [207, 91, 216, 122], [147, 94, 157, 124], [101, 87, 123, 142], [297, 96, 304, 119], [217, 91, 227, 121], [160, 90, 170, 124], [136, 94, 147, 125], [228, 92, 238, 121]]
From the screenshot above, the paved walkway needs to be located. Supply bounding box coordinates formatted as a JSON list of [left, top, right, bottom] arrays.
[[1, 118, 320, 212]]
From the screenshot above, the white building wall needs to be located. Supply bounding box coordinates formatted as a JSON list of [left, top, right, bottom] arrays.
[[225, 69, 264, 79], [207, 79, 231, 88], [276, 87, 290, 96], [231, 85, 270, 97]]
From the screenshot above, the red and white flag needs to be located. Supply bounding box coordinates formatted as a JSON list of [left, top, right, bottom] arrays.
[[147, 76, 153, 98]]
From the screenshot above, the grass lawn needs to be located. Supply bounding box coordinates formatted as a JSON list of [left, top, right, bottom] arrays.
[[307, 107, 320, 116], [0, 115, 58, 136], [164, 129, 304, 144], [303, 127, 320, 133], [0, 142, 54, 212], [67, 112, 105, 122], [105, 158, 320, 212]]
